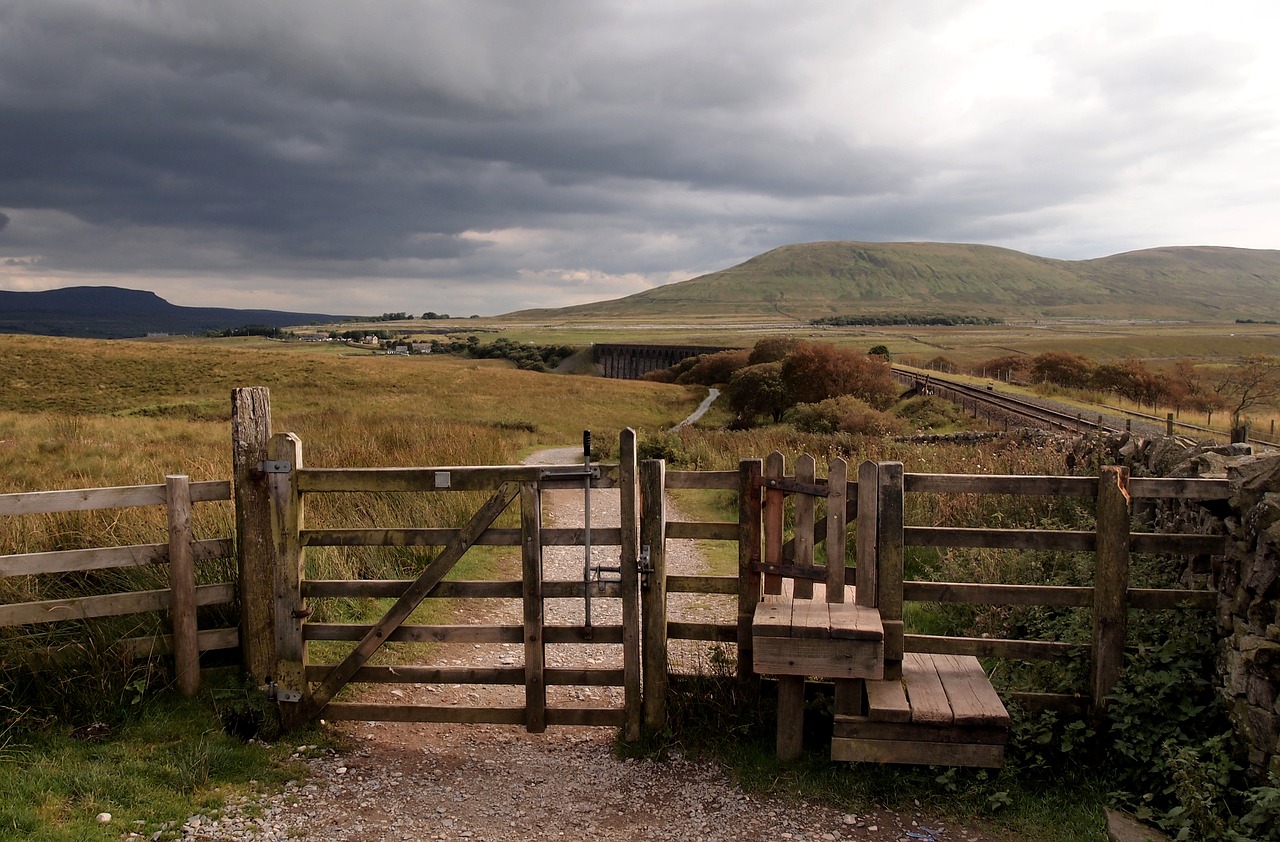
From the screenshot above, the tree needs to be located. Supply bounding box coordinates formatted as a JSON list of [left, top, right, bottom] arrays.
[[868, 344, 891, 361], [1030, 352, 1094, 389], [748, 336, 799, 365], [780, 342, 898, 409], [675, 349, 751, 387], [726, 362, 791, 424], [1211, 355, 1280, 423]]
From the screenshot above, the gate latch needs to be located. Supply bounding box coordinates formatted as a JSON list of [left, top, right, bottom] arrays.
[[638, 545, 654, 590], [257, 460, 292, 474]]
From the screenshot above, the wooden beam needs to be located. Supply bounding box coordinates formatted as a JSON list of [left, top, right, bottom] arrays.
[[0, 479, 230, 517], [792, 454, 816, 600], [268, 434, 307, 727], [521, 481, 545, 733], [855, 461, 878, 609], [763, 452, 785, 595], [1092, 466, 1131, 721], [640, 458, 668, 732], [738, 459, 763, 685], [619, 428, 643, 742], [826, 458, 849, 604], [166, 475, 199, 697], [232, 386, 274, 683], [0, 539, 231, 578]]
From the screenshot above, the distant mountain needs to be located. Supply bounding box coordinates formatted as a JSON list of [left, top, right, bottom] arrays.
[[0, 286, 349, 338], [505, 242, 1280, 322]]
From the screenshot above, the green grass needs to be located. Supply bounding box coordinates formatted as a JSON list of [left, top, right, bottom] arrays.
[[0, 680, 335, 842]]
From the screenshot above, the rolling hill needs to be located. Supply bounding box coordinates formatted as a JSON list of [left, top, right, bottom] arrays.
[[506, 242, 1280, 322], [0, 286, 348, 339]]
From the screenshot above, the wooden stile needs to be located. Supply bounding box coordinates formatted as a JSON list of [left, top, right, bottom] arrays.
[[855, 461, 879, 609]]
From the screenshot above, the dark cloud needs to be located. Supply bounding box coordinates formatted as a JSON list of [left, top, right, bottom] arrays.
[[0, 1, 1276, 314]]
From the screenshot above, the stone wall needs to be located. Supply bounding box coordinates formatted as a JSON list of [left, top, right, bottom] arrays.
[[1078, 434, 1280, 780]]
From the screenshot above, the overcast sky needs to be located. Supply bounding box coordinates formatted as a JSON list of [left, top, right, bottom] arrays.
[[1, 1, 1277, 317]]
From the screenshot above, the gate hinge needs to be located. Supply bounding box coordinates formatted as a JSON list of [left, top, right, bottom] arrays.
[[638, 545, 654, 590], [257, 460, 292, 474]]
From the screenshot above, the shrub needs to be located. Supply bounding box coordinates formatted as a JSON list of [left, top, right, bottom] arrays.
[[791, 395, 908, 436], [780, 342, 898, 409]]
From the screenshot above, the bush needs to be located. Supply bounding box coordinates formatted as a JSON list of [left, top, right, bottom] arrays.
[[791, 395, 908, 436]]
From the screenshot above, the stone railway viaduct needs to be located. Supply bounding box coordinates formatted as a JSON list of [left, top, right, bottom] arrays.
[[592, 343, 732, 379]]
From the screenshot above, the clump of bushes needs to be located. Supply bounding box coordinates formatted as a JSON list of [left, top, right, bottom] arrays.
[[791, 395, 907, 436]]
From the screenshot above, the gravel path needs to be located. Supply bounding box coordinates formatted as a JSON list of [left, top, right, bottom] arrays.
[[169, 448, 1006, 842]]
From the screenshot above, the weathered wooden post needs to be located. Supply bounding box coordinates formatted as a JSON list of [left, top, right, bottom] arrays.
[[640, 458, 667, 732], [618, 429, 642, 741], [1092, 465, 1131, 721], [1167, 413, 1175, 436], [232, 386, 274, 683], [793, 454, 816, 600], [166, 475, 199, 696], [855, 461, 879, 609], [521, 481, 545, 733], [877, 462, 905, 680], [737, 458, 763, 685], [763, 451, 785, 595], [268, 433, 306, 728]]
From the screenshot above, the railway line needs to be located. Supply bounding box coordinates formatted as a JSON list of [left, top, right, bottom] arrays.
[[893, 368, 1171, 439]]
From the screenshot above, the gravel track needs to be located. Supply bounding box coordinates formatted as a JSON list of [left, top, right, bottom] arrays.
[[167, 448, 1004, 842]]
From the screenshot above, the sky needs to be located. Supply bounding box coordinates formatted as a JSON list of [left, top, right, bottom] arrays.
[[1, 1, 1278, 317]]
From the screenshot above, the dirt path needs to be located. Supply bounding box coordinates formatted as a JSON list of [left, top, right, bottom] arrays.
[[187, 449, 1006, 842]]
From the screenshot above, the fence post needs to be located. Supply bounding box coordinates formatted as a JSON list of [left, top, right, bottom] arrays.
[[232, 386, 274, 683], [268, 433, 306, 727], [640, 458, 668, 732], [1167, 413, 1175, 436], [737, 458, 763, 685], [793, 454, 816, 599], [855, 461, 879, 609], [618, 429, 642, 742], [521, 481, 545, 733], [166, 475, 199, 696], [825, 457, 848, 604], [877, 462, 905, 680], [763, 451, 785, 595], [1092, 465, 1131, 721]]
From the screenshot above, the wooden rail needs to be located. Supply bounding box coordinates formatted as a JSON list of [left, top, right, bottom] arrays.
[[0, 477, 238, 696]]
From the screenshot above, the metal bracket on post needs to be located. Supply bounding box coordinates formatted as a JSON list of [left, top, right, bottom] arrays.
[[638, 545, 654, 590], [262, 679, 301, 704], [257, 460, 292, 474]]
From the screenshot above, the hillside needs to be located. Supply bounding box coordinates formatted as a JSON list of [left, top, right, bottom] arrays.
[[506, 242, 1280, 322], [0, 286, 347, 338]]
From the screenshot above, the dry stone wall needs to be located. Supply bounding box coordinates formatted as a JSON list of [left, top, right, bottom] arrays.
[[1079, 433, 1280, 781]]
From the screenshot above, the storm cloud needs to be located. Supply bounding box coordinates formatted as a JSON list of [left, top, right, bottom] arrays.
[[1, 1, 1276, 314]]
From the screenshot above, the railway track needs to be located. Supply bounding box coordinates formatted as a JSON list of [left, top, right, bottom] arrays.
[[892, 368, 1157, 438]]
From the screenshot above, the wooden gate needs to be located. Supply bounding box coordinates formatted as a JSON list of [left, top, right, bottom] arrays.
[[258, 428, 642, 739]]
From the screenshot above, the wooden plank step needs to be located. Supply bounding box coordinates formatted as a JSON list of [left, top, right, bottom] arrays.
[[831, 653, 1009, 768], [754, 636, 884, 680], [752, 601, 792, 638], [864, 675, 910, 722], [903, 652, 952, 725], [790, 599, 830, 640], [935, 654, 1009, 727], [828, 602, 884, 642]]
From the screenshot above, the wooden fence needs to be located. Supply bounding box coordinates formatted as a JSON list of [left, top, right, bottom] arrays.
[[0, 477, 238, 695], [0, 393, 1233, 732], [647, 457, 1228, 721]]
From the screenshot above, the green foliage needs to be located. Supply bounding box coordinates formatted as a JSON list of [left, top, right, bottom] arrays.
[[813, 314, 1003, 326], [791, 395, 908, 436], [894, 395, 974, 431]]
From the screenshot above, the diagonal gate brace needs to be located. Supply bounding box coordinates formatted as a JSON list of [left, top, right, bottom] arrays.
[[297, 481, 522, 721]]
